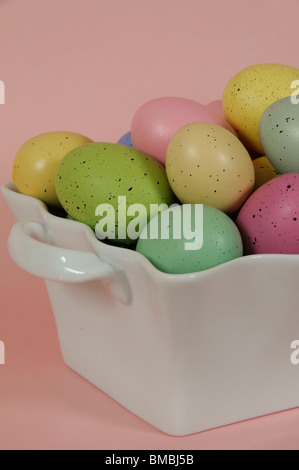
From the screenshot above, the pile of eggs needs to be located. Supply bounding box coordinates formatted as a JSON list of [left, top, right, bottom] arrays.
[[12, 63, 299, 274]]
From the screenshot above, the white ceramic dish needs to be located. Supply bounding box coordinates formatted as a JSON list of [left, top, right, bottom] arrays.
[[2, 180, 299, 436]]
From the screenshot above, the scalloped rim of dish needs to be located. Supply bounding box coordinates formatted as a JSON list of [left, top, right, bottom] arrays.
[[3, 180, 299, 285]]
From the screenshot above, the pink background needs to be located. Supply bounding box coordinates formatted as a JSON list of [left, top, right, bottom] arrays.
[[1, 0, 299, 450]]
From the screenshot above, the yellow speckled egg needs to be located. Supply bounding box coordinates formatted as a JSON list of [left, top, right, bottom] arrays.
[[166, 122, 255, 214], [253, 156, 280, 191], [222, 64, 299, 154], [12, 131, 93, 206]]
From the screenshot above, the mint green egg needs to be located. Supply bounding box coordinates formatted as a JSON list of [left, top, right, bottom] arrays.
[[136, 204, 243, 274], [55, 142, 176, 244]]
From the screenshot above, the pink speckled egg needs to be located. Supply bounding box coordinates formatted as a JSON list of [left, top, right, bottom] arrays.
[[131, 97, 237, 165], [206, 100, 260, 160], [236, 173, 299, 254]]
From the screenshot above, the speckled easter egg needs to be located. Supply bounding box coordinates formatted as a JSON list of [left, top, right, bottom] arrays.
[[253, 156, 280, 191], [117, 131, 133, 147], [206, 99, 225, 119], [136, 204, 243, 274], [259, 96, 299, 174], [131, 96, 236, 165], [55, 142, 176, 244], [236, 173, 299, 254], [12, 131, 93, 206], [223, 64, 299, 154], [165, 122, 255, 214]]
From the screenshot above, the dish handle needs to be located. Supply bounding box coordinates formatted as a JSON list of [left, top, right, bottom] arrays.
[[8, 221, 132, 305]]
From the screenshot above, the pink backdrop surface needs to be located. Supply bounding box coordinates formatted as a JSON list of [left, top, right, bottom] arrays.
[[1, 0, 299, 450]]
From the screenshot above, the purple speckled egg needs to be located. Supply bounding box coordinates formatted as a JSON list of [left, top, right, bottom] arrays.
[[236, 173, 299, 254], [117, 131, 133, 148]]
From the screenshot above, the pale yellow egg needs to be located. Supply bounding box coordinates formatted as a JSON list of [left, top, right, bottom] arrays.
[[12, 131, 93, 206], [222, 64, 299, 154]]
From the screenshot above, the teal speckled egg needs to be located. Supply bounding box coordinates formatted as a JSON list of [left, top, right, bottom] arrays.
[[136, 204, 243, 274], [55, 142, 176, 244], [259, 96, 299, 174]]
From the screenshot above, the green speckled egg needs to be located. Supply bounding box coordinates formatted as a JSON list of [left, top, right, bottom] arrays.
[[136, 204, 243, 274], [55, 142, 176, 244], [223, 64, 299, 154]]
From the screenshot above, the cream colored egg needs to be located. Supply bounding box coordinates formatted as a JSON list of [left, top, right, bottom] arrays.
[[166, 122, 255, 214], [222, 64, 299, 154]]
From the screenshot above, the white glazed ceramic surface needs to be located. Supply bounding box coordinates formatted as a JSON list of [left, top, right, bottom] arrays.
[[2, 181, 299, 436]]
